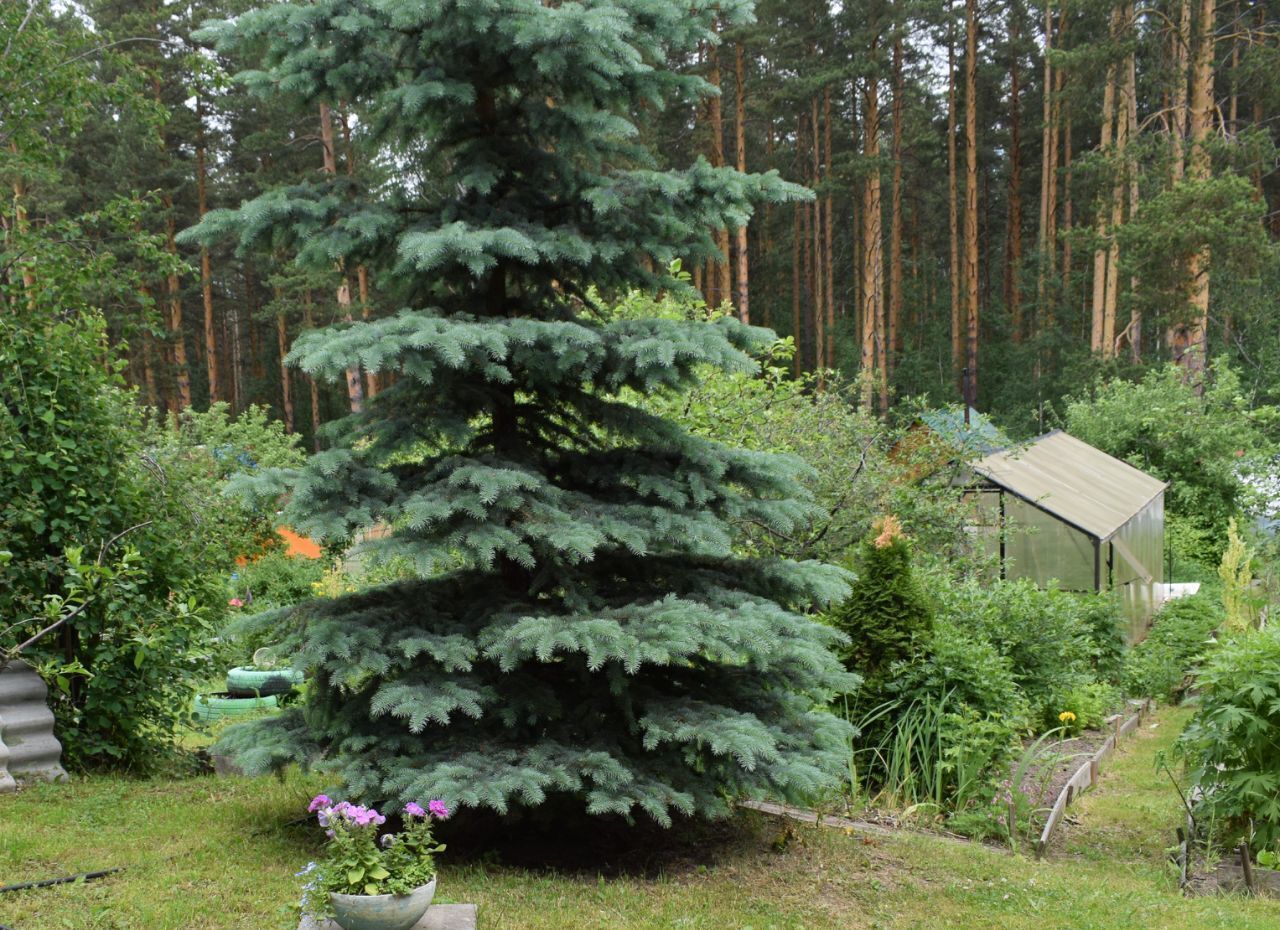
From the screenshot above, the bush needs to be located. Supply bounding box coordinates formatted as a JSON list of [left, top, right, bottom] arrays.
[[848, 620, 1026, 812], [933, 578, 1115, 728], [16, 547, 217, 770], [234, 550, 327, 611], [1064, 362, 1277, 564], [827, 516, 934, 678], [0, 309, 305, 769], [1175, 626, 1280, 853], [1123, 593, 1224, 700]]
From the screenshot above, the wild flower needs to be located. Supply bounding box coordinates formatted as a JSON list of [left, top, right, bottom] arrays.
[[1058, 711, 1077, 724]]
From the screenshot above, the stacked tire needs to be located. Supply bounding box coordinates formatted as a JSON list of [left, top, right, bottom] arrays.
[[225, 666, 304, 698]]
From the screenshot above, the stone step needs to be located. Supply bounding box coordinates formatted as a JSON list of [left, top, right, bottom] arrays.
[[300, 903, 477, 930]]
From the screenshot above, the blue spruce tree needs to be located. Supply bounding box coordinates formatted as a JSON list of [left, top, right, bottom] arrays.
[[188, 0, 855, 824]]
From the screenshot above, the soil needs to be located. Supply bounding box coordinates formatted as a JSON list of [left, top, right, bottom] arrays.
[[1017, 726, 1115, 821]]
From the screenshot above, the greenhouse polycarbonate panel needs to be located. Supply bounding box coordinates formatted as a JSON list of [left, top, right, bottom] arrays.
[[1003, 495, 1097, 591], [971, 431, 1167, 542], [1111, 494, 1165, 640]]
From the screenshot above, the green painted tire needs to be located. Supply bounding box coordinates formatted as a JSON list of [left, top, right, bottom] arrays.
[[225, 666, 304, 697], [192, 691, 279, 724]]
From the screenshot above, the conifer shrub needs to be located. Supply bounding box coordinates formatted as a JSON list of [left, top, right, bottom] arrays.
[[191, 0, 855, 824], [827, 516, 934, 678]]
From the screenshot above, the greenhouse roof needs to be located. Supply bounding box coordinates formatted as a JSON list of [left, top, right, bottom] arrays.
[[971, 430, 1167, 541]]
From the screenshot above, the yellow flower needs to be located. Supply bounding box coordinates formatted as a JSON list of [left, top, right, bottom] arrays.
[[1058, 711, 1077, 724]]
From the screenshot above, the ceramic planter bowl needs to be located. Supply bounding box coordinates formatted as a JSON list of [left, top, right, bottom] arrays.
[[328, 878, 436, 930]]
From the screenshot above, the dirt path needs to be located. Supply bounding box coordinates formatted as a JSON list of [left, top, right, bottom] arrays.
[[1047, 704, 1194, 865]]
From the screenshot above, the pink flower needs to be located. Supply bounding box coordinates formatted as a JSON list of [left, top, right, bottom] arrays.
[[428, 800, 450, 820], [308, 795, 332, 813], [228, 598, 245, 608], [404, 802, 426, 818]]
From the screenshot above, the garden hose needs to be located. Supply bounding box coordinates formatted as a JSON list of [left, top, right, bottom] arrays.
[[0, 868, 122, 894]]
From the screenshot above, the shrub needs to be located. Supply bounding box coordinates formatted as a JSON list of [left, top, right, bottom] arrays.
[[933, 578, 1106, 727], [1064, 362, 1277, 563], [234, 550, 327, 611], [849, 620, 1026, 813], [1175, 626, 1280, 853], [1123, 593, 1224, 700], [14, 546, 217, 770], [827, 516, 934, 678]]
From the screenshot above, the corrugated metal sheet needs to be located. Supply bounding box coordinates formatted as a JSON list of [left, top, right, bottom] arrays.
[[0, 660, 67, 792], [971, 430, 1167, 541]]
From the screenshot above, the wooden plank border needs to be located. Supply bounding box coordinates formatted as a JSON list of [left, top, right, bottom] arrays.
[[1034, 698, 1153, 858]]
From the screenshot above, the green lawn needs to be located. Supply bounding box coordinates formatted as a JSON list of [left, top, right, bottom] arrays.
[[2, 707, 1277, 929]]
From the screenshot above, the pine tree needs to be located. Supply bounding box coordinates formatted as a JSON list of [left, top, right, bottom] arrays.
[[188, 0, 855, 824]]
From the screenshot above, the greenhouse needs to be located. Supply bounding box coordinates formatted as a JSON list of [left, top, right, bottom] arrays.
[[964, 430, 1168, 641]]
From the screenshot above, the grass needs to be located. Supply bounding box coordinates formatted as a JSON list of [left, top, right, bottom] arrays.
[[2, 706, 1278, 929]]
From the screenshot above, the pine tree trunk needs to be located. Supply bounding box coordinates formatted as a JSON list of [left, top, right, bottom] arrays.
[[1090, 17, 1118, 357], [1006, 17, 1024, 342], [1173, 0, 1215, 376], [948, 19, 963, 388], [861, 72, 885, 410], [1060, 112, 1073, 299], [811, 95, 825, 385], [963, 0, 980, 405], [163, 196, 192, 410], [320, 101, 365, 413], [734, 41, 750, 323], [304, 288, 322, 451], [1124, 32, 1142, 361], [341, 108, 380, 400], [197, 95, 219, 404], [1036, 0, 1056, 313], [823, 87, 835, 371], [889, 39, 905, 363], [1171, 0, 1191, 183], [792, 198, 802, 377], [274, 284, 295, 433], [707, 40, 732, 307]]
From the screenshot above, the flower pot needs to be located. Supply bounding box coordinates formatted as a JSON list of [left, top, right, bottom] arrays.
[[328, 878, 436, 930]]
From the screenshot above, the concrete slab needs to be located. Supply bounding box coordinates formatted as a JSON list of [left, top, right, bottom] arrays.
[[300, 903, 477, 930]]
